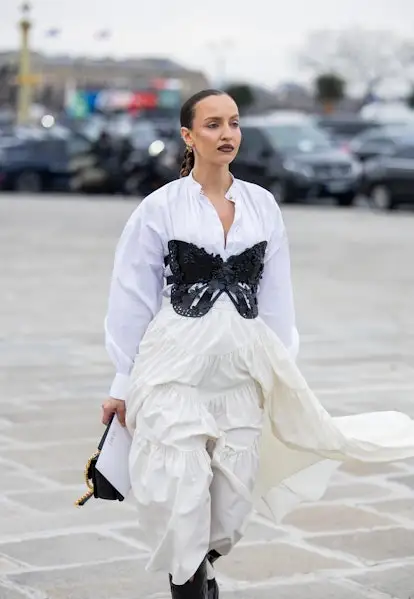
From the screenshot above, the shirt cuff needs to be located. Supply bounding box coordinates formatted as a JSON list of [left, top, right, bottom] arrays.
[[109, 373, 131, 400]]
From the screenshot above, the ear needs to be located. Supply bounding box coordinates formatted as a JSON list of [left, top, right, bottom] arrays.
[[180, 126, 193, 147]]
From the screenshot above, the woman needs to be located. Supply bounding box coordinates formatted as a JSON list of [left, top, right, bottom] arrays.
[[102, 89, 414, 599]]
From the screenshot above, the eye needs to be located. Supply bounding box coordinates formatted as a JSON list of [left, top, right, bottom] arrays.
[[207, 122, 219, 129], [231, 121, 240, 128]]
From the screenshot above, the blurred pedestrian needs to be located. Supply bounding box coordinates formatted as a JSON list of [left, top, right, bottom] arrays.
[[92, 130, 113, 162], [102, 89, 414, 599]]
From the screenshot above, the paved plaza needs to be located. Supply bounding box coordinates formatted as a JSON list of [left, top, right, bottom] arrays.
[[1, 194, 414, 599]]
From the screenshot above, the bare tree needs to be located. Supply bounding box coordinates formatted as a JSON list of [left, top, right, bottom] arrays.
[[297, 28, 414, 97]]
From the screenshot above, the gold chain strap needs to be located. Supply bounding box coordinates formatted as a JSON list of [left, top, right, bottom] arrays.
[[74, 488, 94, 507], [74, 450, 101, 507]]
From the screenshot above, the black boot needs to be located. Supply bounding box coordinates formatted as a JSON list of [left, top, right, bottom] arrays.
[[207, 579, 219, 599], [169, 557, 208, 598], [207, 551, 221, 598]]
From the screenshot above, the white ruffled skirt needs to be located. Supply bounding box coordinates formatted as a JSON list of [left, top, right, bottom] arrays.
[[125, 296, 414, 584]]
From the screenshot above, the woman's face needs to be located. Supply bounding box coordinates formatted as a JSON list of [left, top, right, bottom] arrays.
[[181, 94, 241, 167]]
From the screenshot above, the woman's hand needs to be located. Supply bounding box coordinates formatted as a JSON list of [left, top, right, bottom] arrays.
[[101, 397, 126, 427]]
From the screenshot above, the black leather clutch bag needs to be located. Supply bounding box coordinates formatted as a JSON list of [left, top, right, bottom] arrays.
[[75, 414, 125, 506]]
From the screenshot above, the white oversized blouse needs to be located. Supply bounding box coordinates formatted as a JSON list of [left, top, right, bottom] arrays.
[[105, 172, 299, 399]]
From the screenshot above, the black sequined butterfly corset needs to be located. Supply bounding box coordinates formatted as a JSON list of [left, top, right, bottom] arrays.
[[165, 240, 267, 319]]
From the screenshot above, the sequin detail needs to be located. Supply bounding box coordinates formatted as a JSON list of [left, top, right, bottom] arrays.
[[166, 240, 267, 319]]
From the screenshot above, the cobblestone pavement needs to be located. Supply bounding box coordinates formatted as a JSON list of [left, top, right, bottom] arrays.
[[1, 194, 414, 599]]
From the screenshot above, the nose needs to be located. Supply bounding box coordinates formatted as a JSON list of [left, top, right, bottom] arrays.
[[221, 123, 233, 140]]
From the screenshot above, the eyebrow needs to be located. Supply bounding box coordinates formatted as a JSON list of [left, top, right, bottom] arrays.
[[203, 114, 240, 122]]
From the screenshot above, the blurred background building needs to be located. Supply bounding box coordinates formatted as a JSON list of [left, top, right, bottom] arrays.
[[0, 50, 209, 115]]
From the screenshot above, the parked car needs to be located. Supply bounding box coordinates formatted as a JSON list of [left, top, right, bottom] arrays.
[[362, 140, 414, 210], [314, 115, 381, 151], [349, 125, 414, 163], [231, 112, 362, 206], [0, 129, 95, 192]]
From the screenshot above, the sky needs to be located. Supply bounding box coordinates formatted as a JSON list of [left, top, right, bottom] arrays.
[[1, 0, 414, 89]]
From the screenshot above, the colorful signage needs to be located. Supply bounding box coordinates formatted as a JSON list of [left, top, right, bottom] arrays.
[[65, 79, 182, 117]]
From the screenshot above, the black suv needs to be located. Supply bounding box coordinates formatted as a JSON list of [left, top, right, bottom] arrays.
[[0, 127, 94, 192], [349, 125, 414, 163], [231, 112, 362, 206]]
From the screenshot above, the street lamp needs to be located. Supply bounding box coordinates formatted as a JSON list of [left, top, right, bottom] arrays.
[[16, 2, 33, 125]]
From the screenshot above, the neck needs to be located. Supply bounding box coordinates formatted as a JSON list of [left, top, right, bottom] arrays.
[[192, 163, 233, 195]]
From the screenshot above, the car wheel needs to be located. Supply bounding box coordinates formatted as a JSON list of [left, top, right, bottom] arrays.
[[14, 171, 43, 193], [334, 192, 355, 207], [370, 185, 396, 211]]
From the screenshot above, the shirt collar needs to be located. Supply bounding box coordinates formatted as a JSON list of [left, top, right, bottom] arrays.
[[187, 170, 237, 203]]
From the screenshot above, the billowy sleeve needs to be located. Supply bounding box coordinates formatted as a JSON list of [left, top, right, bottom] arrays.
[[258, 197, 299, 360], [104, 199, 165, 399]]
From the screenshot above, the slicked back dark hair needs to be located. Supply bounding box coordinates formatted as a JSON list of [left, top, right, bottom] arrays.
[[179, 89, 227, 177]]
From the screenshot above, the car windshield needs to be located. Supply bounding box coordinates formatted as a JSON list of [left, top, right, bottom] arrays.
[[265, 124, 333, 153], [130, 120, 158, 146], [352, 125, 414, 144], [79, 119, 106, 142]]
